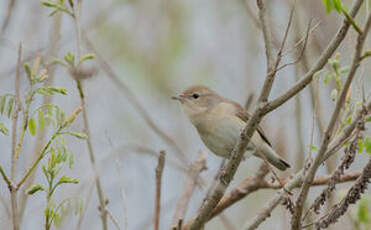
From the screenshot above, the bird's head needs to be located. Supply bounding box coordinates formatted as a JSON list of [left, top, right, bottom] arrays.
[[172, 85, 222, 118]]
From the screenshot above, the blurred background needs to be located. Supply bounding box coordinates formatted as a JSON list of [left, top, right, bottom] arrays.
[[0, 0, 370, 229]]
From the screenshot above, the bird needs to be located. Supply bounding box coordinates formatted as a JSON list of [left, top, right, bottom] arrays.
[[172, 85, 290, 171]]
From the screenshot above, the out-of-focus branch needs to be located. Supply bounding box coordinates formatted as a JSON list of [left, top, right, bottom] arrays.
[[81, 32, 188, 164], [1, 0, 17, 34], [291, 11, 371, 230], [244, 0, 281, 47], [72, 1, 108, 229], [106, 208, 122, 230], [171, 151, 207, 227], [154, 151, 166, 230], [9, 43, 22, 230]]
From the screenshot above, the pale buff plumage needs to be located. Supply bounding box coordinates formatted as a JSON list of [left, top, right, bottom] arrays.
[[172, 85, 290, 171]]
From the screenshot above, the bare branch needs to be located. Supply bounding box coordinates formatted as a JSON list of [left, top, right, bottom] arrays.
[[172, 151, 207, 226], [154, 151, 166, 230], [10, 42, 22, 230], [276, 19, 313, 72], [72, 1, 108, 228], [81, 32, 188, 164], [1, 0, 17, 34], [106, 208, 122, 230]]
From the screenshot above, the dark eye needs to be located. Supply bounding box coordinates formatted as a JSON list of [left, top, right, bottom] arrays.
[[192, 93, 200, 99]]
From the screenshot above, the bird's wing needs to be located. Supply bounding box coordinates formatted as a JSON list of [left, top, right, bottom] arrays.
[[232, 104, 272, 147]]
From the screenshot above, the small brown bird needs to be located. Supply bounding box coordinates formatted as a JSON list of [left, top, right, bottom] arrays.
[[172, 85, 290, 171]]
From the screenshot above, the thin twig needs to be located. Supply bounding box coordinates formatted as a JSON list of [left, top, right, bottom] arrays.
[[72, 1, 108, 229], [1, 0, 17, 34], [154, 151, 166, 230], [81, 32, 188, 164], [106, 208, 122, 230], [172, 151, 207, 226], [276, 19, 313, 72], [9, 42, 22, 230]]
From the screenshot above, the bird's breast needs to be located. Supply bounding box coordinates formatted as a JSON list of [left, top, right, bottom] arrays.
[[194, 114, 245, 158]]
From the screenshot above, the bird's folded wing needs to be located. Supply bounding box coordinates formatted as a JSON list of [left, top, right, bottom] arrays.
[[234, 109, 272, 147]]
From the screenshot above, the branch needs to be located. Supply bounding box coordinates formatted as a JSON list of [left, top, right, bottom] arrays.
[[106, 208, 122, 230], [10, 42, 22, 230], [261, 0, 365, 115], [0, 0, 17, 34], [291, 11, 371, 230], [72, 1, 108, 229], [172, 151, 207, 227], [154, 151, 166, 230], [315, 158, 371, 229], [81, 32, 188, 164]]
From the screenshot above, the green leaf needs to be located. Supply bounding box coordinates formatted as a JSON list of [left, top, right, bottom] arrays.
[[28, 117, 37, 136], [0, 122, 9, 135], [38, 110, 46, 132], [23, 63, 33, 83], [64, 131, 87, 139], [57, 176, 79, 185], [0, 96, 6, 114], [35, 87, 67, 96], [333, 0, 342, 12], [339, 66, 350, 74], [357, 197, 370, 223], [331, 88, 338, 101], [48, 58, 68, 67], [346, 114, 352, 124], [364, 137, 371, 154], [49, 9, 59, 17], [78, 53, 95, 64], [56, 108, 65, 127], [322, 0, 335, 14], [366, 116, 371, 123], [26, 184, 45, 195], [310, 145, 318, 151], [6, 97, 14, 118], [68, 153, 74, 169], [324, 73, 332, 85], [64, 52, 75, 66], [358, 139, 363, 153], [41, 1, 57, 7]]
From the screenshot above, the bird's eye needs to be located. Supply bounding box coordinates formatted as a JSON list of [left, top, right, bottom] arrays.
[[192, 93, 200, 99]]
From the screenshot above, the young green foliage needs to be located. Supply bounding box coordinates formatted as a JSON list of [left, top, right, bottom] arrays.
[[41, 0, 74, 17], [27, 134, 81, 229]]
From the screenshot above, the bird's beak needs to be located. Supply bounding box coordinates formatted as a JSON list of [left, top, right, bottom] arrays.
[[171, 93, 185, 102]]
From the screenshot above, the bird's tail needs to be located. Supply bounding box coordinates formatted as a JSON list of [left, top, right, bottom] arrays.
[[259, 143, 291, 171]]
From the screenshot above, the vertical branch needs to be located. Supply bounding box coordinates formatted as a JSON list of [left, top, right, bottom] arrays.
[[154, 151, 166, 230], [1, 0, 17, 34], [72, 1, 108, 229], [172, 151, 207, 226], [9, 43, 22, 230], [81, 33, 188, 164]]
